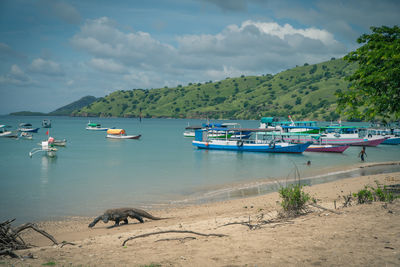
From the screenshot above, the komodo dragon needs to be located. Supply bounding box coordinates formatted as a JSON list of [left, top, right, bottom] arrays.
[[88, 208, 164, 228]]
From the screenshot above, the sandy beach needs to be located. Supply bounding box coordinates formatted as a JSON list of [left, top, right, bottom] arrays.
[[3, 163, 400, 266]]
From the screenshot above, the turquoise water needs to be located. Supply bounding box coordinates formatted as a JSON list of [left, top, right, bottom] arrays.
[[1, 116, 400, 224]]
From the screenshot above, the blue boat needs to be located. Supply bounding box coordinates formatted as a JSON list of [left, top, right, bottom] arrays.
[[192, 128, 311, 153], [18, 123, 39, 133]]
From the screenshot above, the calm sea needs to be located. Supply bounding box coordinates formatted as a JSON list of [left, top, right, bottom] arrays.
[[1, 116, 400, 224]]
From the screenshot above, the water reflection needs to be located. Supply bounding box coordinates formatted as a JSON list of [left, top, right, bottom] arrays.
[[40, 155, 56, 186]]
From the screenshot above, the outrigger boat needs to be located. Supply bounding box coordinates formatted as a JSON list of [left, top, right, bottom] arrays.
[[86, 121, 109, 131], [192, 128, 311, 153], [106, 129, 141, 139], [18, 123, 39, 133], [29, 140, 57, 157]]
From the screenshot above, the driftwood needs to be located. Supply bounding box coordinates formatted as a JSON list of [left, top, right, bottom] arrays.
[[308, 203, 342, 215], [0, 219, 58, 258], [122, 230, 227, 246]]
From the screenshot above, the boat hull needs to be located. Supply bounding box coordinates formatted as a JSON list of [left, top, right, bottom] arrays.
[[305, 144, 350, 153], [86, 127, 108, 131], [382, 137, 400, 145], [106, 134, 141, 139], [19, 128, 39, 133], [192, 140, 311, 153]]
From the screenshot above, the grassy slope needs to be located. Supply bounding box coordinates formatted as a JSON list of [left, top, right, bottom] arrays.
[[73, 58, 357, 120]]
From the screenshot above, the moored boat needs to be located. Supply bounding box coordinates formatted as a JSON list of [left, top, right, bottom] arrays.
[[305, 144, 350, 153], [0, 125, 18, 138], [29, 141, 57, 158], [192, 128, 311, 153], [42, 119, 51, 128], [86, 121, 109, 131], [18, 123, 39, 133], [106, 129, 141, 139]]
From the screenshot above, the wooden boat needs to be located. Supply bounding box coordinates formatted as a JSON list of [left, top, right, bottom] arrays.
[[305, 144, 350, 153], [192, 128, 311, 153], [86, 121, 109, 131], [52, 139, 67, 146], [0, 125, 18, 138], [106, 129, 141, 139], [18, 123, 39, 133], [279, 126, 387, 146], [42, 119, 51, 128], [19, 132, 33, 140]]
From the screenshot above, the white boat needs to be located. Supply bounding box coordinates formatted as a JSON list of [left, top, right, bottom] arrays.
[[20, 132, 33, 140], [86, 121, 109, 131], [0, 125, 18, 138], [106, 129, 141, 139], [29, 141, 57, 157], [53, 138, 67, 146]]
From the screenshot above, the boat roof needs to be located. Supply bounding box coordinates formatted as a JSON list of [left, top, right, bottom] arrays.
[[264, 132, 321, 137], [19, 123, 32, 127], [321, 126, 368, 129], [203, 128, 277, 132], [185, 125, 203, 130], [281, 125, 320, 129]]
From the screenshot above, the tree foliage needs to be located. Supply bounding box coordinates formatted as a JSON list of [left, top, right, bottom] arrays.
[[337, 25, 400, 120]]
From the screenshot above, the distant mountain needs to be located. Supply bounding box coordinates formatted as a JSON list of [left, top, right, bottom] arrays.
[[9, 111, 47, 116], [48, 96, 97, 116], [72, 58, 357, 121]]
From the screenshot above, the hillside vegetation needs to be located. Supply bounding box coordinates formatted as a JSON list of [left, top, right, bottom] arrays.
[[72, 58, 357, 120]]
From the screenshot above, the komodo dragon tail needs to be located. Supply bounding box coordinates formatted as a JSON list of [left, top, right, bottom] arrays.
[[129, 208, 166, 220]]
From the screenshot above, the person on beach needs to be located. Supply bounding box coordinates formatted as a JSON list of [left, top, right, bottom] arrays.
[[307, 160, 311, 166], [359, 146, 367, 162]]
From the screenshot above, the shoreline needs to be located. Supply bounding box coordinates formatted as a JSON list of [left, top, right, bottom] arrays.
[[166, 161, 400, 206], [4, 164, 400, 266]]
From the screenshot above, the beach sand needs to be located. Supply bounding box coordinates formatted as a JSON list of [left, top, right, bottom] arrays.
[[3, 166, 400, 266]]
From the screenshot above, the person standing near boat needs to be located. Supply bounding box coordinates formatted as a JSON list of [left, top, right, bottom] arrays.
[[359, 146, 367, 162]]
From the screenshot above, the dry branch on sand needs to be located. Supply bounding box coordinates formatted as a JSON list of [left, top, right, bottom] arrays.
[[122, 230, 227, 246], [0, 219, 58, 258]]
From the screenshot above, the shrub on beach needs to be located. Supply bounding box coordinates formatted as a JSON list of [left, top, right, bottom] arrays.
[[279, 184, 311, 217], [353, 181, 396, 204]]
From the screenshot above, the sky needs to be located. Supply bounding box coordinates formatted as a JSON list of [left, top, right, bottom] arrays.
[[0, 0, 399, 114]]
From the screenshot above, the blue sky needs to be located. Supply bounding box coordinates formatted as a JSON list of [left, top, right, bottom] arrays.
[[0, 0, 399, 114]]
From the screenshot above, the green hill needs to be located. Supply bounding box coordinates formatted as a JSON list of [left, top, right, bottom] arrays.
[[72, 58, 357, 120], [49, 95, 97, 116]]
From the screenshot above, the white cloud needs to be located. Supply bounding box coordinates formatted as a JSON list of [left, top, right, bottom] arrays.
[[0, 64, 32, 86], [29, 58, 64, 76], [88, 58, 127, 74], [71, 17, 177, 68], [70, 17, 347, 88]]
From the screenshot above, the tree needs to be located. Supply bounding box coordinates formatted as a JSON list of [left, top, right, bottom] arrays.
[[336, 25, 400, 120]]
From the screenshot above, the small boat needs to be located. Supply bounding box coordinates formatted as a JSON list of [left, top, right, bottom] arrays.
[[29, 141, 57, 158], [305, 144, 350, 153], [192, 128, 311, 153], [19, 123, 39, 133], [106, 129, 141, 139], [0, 125, 18, 138], [52, 138, 67, 146], [19, 132, 33, 140], [86, 121, 109, 131], [42, 119, 51, 128]]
